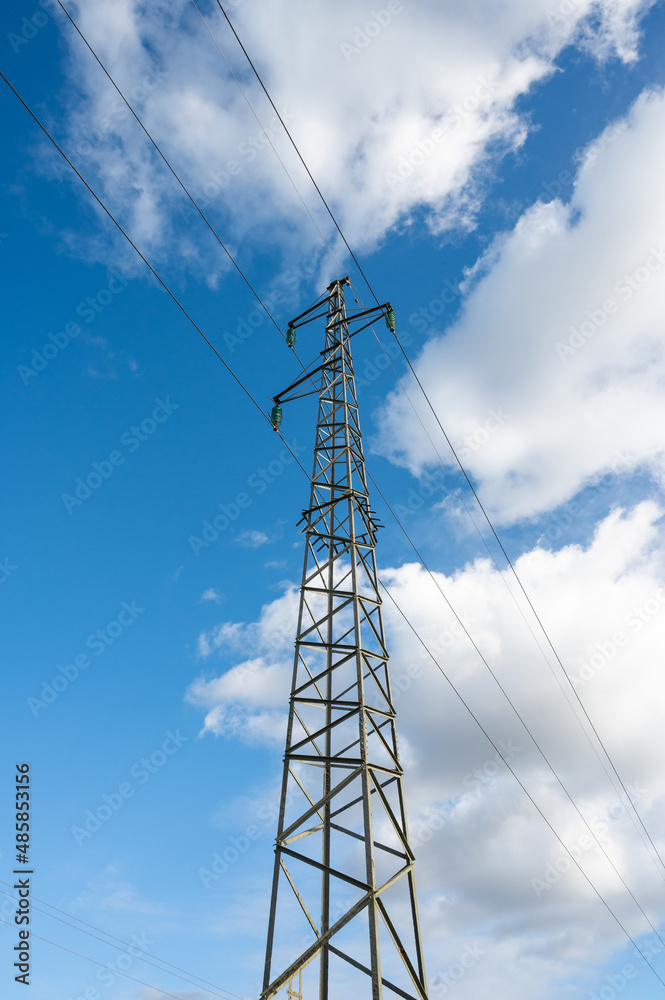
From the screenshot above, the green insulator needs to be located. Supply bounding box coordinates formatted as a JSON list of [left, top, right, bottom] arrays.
[[286, 325, 297, 348], [270, 404, 283, 431], [385, 309, 396, 333]]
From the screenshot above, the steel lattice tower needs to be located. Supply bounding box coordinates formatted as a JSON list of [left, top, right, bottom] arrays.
[[261, 278, 429, 1000]]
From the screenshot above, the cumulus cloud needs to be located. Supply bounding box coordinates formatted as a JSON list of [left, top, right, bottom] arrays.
[[378, 86, 665, 524], [378, 501, 665, 997], [185, 502, 665, 997], [48, 0, 655, 278], [186, 584, 298, 741]]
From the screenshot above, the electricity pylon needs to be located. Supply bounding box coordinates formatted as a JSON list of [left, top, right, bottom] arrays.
[[261, 278, 429, 1000]]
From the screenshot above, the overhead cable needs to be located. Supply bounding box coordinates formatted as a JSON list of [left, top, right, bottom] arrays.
[[0, 916, 233, 1000], [190, 0, 345, 278], [378, 585, 665, 989], [210, 3, 665, 876], [56, 0, 284, 340], [0, 69, 280, 436], [0, 884, 243, 1000], [348, 281, 665, 880], [4, 66, 663, 991], [212, 0, 380, 306]]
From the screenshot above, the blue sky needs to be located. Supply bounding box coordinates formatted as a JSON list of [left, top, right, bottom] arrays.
[[3, 2, 665, 999]]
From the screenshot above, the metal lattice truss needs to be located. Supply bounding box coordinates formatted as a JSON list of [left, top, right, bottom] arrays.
[[261, 280, 429, 1000]]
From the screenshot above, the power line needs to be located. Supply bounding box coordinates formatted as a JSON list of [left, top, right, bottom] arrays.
[[189, 0, 345, 279], [366, 471, 665, 950], [55, 0, 284, 340], [210, 1, 665, 877], [55, 0, 338, 429], [388, 327, 665, 875], [41, 0, 665, 902], [347, 281, 665, 881], [0, 916, 234, 1000], [270, 302, 665, 953], [0, 68, 276, 434], [269, 284, 665, 929], [0, 884, 244, 1000], [59, 0, 347, 345], [5, 63, 664, 994], [47, 4, 317, 485], [198, 65, 665, 939], [55, 1, 638, 883], [212, 0, 380, 306], [264, 302, 665, 984], [377, 585, 665, 989]]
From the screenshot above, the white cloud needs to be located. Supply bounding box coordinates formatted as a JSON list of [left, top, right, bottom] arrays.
[[200, 587, 223, 603], [49, 0, 655, 277], [185, 502, 665, 997], [377, 502, 665, 996], [234, 529, 270, 548], [197, 620, 244, 658], [187, 584, 299, 741], [378, 86, 665, 524]]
